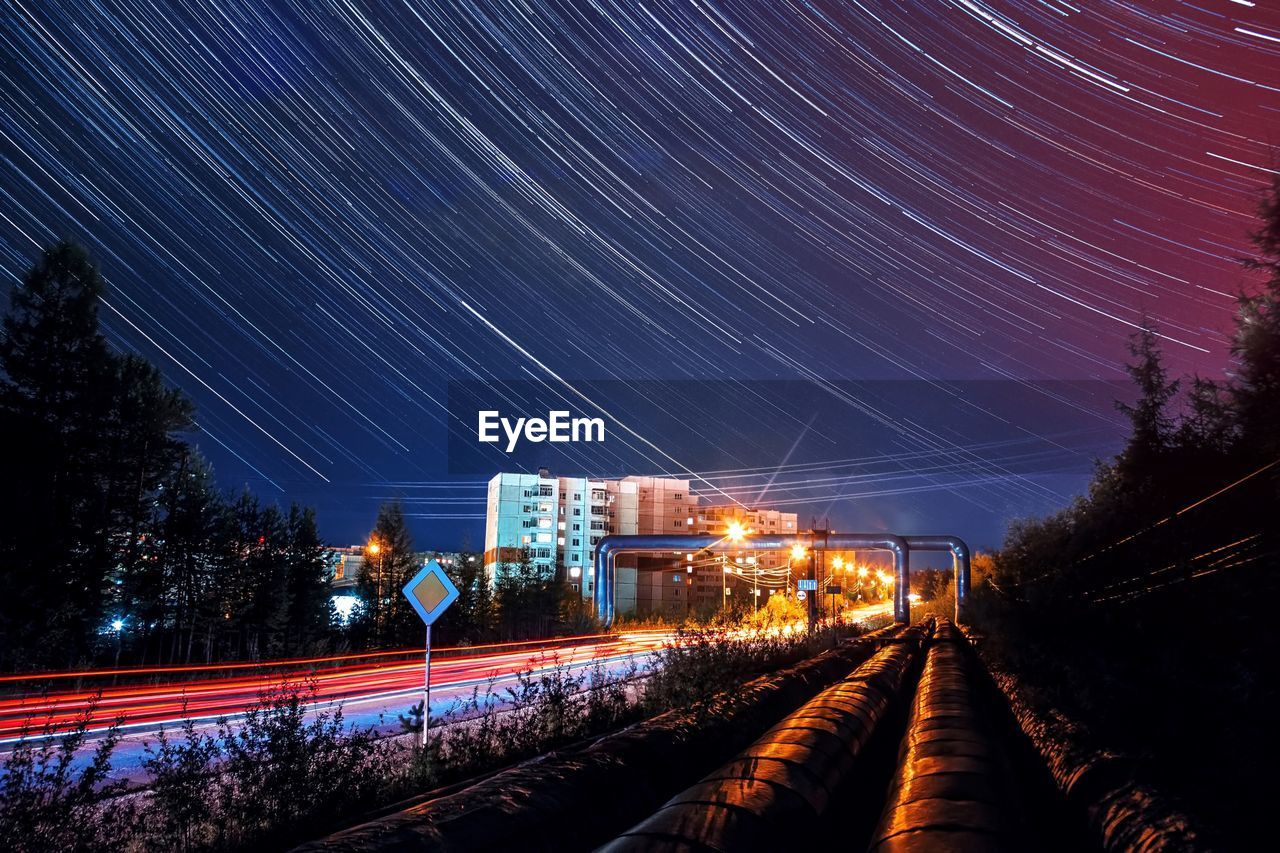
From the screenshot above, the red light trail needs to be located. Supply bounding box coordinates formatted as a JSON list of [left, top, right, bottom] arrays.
[[0, 631, 670, 743]]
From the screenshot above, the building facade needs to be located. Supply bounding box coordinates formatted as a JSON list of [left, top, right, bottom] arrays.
[[685, 505, 800, 611], [484, 470, 695, 613], [483, 469, 797, 617]]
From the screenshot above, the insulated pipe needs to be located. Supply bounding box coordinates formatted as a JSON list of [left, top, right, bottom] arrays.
[[903, 535, 971, 623], [592, 533, 911, 628]]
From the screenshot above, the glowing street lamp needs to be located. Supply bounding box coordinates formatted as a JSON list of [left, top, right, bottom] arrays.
[[726, 521, 747, 542], [367, 538, 387, 635]]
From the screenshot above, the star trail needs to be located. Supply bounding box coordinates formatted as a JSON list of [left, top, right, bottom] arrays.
[[2, 1, 1277, 546]]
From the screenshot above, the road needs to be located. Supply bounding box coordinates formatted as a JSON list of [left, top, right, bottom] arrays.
[[0, 631, 675, 742], [0, 604, 891, 781], [0, 631, 672, 780]]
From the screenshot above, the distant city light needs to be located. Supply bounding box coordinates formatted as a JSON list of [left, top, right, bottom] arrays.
[[110, 618, 124, 632], [331, 594, 360, 624]]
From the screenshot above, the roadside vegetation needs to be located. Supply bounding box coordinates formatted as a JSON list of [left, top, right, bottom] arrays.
[[971, 174, 1280, 849], [0, 620, 855, 852]]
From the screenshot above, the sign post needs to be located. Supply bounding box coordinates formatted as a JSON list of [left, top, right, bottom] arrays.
[[402, 560, 460, 747]]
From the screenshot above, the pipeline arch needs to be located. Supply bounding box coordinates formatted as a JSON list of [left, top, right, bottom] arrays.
[[591, 532, 969, 629]]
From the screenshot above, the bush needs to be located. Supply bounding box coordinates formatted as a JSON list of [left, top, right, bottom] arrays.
[[141, 714, 220, 851], [0, 701, 134, 852], [210, 682, 392, 849], [641, 625, 823, 712], [425, 655, 640, 783], [0, 621, 845, 850]]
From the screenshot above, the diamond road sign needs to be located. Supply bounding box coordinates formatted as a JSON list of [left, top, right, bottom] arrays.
[[402, 559, 460, 626]]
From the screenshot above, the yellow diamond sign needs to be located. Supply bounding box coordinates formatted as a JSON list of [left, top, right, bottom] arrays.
[[402, 560, 459, 626]]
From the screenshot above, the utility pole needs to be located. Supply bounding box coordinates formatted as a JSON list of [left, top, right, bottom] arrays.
[[752, 558, 759, 611], [721, 555, 727, 614]]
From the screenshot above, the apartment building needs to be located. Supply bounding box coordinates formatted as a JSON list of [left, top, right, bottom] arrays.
[[484, 470, 695, 614], [685, 505, 800, 611], [484, 470, 799, 616]]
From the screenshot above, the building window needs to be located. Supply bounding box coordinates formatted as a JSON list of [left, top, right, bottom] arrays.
[[674, 493, 683, 500], [573, 508, 581, 516], [572, 538, 580, 547], [673, 520, 682, 527], [573, 492, 581, 501], [539, 485, 553, 497]]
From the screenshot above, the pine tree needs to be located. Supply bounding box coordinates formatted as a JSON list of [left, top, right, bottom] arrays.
[[1176, 375, 1236, 455], [284, 504, 333, 653], [353, 501, 415, 648], [1114, 321, 1178, 490], [442, 551, 492, 644], [1233, 173, 1280, 454], [0, 242, 118, 665], [156, 453, 226, 664]]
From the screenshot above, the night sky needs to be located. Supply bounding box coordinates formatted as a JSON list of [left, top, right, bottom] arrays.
[[2, 1, 1277, 551]]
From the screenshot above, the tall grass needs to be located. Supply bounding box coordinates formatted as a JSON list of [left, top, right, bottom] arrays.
[[0, 626, 846, 851]]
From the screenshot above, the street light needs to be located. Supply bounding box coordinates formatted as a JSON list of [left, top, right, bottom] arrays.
[[110, 617, 125, 667], [727, 521, 747, 542], [786, 543, 807, 597], [367, 538, 386, 636]]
